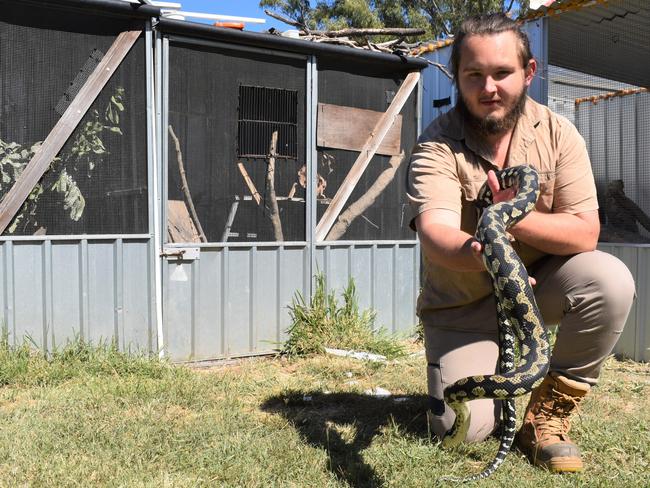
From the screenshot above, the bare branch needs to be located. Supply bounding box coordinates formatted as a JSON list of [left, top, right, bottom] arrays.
[[266, 131, 284, 241], [168, 125, 207, 243], [309, 37, 360, 49], [376, 37, 406, 48], [506, 0, 515, 13], [264, 9, 310, 33], [425, 59, 453, 80], [309, 27, 425, 38]]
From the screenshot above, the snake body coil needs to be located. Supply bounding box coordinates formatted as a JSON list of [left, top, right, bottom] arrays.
[[440, 165, 551, 482]]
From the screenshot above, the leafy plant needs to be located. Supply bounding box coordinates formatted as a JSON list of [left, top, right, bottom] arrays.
[[283, 273, 406, 358], [0, 87, 125, 234]]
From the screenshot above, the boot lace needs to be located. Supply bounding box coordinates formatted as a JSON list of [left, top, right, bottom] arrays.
[[535, 387, 582, 440]]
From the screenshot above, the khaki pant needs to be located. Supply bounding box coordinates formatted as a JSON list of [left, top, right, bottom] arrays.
[[422, 250, 635, 442]]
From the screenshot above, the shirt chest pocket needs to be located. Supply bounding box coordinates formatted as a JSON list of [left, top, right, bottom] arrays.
[[460, 170, 556, 210], [460, 178, 482, 203], [536, 170, 556, 212]]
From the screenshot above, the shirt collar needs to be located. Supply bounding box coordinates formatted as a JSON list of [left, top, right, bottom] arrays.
[[439, 96, 543, 167]]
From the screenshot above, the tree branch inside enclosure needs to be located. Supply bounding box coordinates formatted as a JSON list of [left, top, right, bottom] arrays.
[[266, 131, 284, 241], [168, 125, 207, 243], [326, 151, 406, 241]]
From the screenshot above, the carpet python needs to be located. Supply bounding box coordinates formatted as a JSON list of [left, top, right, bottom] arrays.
[[440, 165, 551, 483]]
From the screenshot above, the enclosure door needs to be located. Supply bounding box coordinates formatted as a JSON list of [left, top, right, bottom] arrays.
[[160, 37, 311, 361]]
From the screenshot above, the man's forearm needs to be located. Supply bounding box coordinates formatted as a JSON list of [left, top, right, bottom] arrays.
[[510, 211, 599, 255], [417, 223, 485, 272]]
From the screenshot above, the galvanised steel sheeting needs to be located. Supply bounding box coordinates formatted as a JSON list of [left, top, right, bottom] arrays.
[[314, 242, 420, 335], [598, 244, 650, 362], [0, 238, 155, 352], [163, 244, 310, 361]]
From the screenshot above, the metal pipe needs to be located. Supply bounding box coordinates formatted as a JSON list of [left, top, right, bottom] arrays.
[[152, 25, 166, 358]]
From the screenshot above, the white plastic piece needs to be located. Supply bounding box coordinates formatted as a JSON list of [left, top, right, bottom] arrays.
[[324, 347, 387, 362], [161, 10, 266, 23]]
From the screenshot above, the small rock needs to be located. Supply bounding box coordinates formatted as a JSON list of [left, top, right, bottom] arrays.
[[364, 387, 391, 397]]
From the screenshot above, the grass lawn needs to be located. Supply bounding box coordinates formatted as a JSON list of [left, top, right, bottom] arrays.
[[0, 342, 648, 487]]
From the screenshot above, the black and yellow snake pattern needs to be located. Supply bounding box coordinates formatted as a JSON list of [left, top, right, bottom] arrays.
[[440, 165, 551, 483]]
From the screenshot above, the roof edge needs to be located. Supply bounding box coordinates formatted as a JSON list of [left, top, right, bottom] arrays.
[[3, 0, 161, 20], [157, 18, 428, 71]]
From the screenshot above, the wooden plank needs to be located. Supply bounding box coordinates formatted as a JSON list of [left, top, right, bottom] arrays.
[[167, 200, 201, 243], [0, 29, 142, 234], [317, 103, 402, 156], [315, 71, 420, 241]]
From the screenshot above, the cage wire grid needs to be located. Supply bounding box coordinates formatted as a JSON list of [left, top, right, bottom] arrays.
[[546, 0, 650, 244]]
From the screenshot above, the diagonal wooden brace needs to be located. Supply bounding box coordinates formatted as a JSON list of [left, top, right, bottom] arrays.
[[314, 70, 420, 241], [0, 29, 142, 234]]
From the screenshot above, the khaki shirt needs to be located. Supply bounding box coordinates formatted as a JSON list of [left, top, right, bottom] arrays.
[[407, 97, 598, 324]]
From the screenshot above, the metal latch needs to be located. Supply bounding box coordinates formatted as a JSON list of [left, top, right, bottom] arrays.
[[160, 247, 201, 261]]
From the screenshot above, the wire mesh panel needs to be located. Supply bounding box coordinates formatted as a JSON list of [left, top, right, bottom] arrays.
[[0, 3, 148, 236], [546, 0, 650, 243], [316, 60, 418, 241], [167, 43, 307, 243]]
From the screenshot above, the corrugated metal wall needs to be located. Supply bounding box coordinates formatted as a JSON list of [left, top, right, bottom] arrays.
[[0, 238, 155, 351], [314, 242, 420, 334], [162, 242, 420, 362], [163, 244, 310, 361]]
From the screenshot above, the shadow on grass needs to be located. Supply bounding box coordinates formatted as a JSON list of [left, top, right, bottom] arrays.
[[260, 390, 431, 487]]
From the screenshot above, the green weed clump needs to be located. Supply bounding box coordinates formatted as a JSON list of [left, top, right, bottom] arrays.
[[283, 274, 406, 359]]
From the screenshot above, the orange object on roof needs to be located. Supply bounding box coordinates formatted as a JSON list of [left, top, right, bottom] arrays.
[[214, 22, 245, 30]]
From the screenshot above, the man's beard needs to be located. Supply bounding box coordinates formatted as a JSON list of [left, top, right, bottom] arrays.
[[458, 88, 527, 137]]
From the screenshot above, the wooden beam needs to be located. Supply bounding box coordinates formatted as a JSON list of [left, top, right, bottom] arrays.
[[314, 71, 420, 241], [0, 29, 142, 235], [237, 162, 261, 205], [167, 200, 201, 243], [317, 103, 402, 156]]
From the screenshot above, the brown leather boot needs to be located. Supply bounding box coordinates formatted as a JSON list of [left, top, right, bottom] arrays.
[[515, 372, 590, 473]]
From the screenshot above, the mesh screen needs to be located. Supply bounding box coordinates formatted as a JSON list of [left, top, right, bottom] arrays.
[[167, 44, 306, 243], [316, 62, 418, 241], [547, 0, 650, 243], [0, 4, 148, 236]]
